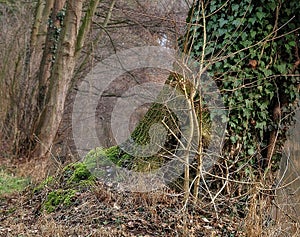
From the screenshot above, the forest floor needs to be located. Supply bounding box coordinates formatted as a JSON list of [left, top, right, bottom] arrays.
[[0, 156, 246, 237], [0, 135, 299, 237]]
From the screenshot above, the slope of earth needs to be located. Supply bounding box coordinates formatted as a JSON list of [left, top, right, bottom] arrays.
[[0, 163, 245, 237]]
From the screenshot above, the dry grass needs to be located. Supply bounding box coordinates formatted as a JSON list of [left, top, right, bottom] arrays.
[[1, 148, 299, 237], [243, 112, 300, 237], [0, 174, 246, 237]]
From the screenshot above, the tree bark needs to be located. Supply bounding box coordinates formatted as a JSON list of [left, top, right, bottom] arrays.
[[35, 0, 66, 116], [76, 0, 101, 53], [14, 0, 55, 154], [33, 0, 83, 158]]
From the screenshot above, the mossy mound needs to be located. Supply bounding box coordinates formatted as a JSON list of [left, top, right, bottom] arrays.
[[33, 162, 96, 213], [63, 162, 95, 185], [84, 146, 166, 174], [43, 188, 76, 213]]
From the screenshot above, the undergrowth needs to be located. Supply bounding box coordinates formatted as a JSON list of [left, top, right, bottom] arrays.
[[0, 167, 30, 195], [35, 162, 96, 213]]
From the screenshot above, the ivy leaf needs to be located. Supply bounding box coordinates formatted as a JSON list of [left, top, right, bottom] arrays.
[[263, 69, 273, 77], [245, 99, 253, 108], [255, 121, 266, 130], [258, 111, 267, 120], [288, 41, 296, 47], [232, 4, 239, 11], [250, 31, 256, 38], [264, 88, 274, 98], [276, 64, 287, 74], [214, 61, 222, 69], [241, 40, 252, 47], [267, 2, 277, 11], [210, 3, 217, 12], [230, 136, 237, 144], [218, 28, 227, 36], [266, 24, 273, 31], [259, 102, 268, 110], [232, 19, 241, 27], [248, 17, 256, 25], [256, 11, 264, 21], [244, 109, 251, 119], [248, 147, 255, 156]]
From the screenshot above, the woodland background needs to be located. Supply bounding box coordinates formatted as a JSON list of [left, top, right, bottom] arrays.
[[0, 0, 299, 236]]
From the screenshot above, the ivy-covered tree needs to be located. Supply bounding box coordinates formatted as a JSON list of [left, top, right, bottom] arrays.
[[182, 0, 299, 174]]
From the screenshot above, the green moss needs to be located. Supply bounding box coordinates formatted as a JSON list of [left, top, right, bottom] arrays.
[[85, 141, 189, 173], [43, 189, 76, 213], [84, 147, 114, 169], [84, 146, 167, 173], [33, 176, 54, 193], [84, 146, 123, 168], [36, 163, 97, 213], [63, 162, 95, 184], [105, 146, 121, 162]]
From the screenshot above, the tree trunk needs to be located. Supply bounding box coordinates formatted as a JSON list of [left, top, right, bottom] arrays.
[[33, 0, 83, 158], [35, 0, 66, 116], [76, 0, 101, 53], [12, 0, 56, 155]]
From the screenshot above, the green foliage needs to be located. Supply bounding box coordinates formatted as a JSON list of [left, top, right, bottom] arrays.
[[0, 169, 30, 195], [43, 189, 76, 213], [105, 146, 123, 163], [48, 7, 66, 62], [84, 146, 160, 172], [83, 147, 135, 177], [182, 0, 300, 170]]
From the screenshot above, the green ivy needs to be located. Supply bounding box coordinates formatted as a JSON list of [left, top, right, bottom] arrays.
[[48, 7, 66, 62], [182, 0, 300, 170]]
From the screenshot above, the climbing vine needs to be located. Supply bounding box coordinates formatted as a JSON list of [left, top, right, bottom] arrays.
[[182, 0, 300, 172], [48, 7, 66, 63]]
